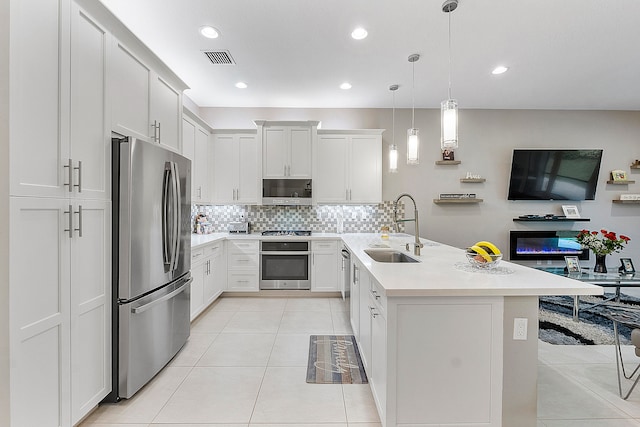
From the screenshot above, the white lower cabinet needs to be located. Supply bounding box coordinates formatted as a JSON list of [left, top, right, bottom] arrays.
[[311, 240, 340, 292], [226, 240, 259, 291], [9, 197, 111, 426], [190, 242, 227, 320]]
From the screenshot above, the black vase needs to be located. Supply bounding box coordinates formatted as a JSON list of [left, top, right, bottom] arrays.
[[594, 254, 607, 273]]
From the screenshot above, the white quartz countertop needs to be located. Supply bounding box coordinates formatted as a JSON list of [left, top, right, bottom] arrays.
[[339, 234, 604, 298], [190, 231, 341, 249], [190, 232, 603, 298]]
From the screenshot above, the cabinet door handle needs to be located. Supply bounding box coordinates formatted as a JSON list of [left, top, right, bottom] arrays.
[[64, 158, 73, 192], [64, 204, 73, 238], [368, 306, 379, 318], [74, 205, 83, 237], [370, 289, 380, 300], [346, 189, 349, 200], [284, 165, 287, 176], [157, 121, 161, 143], [73, 160, 82, 193]]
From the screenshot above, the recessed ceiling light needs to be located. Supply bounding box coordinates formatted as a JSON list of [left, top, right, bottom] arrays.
[[340, 82, 352, 90], [235, 82, 248, 89], [492, 65, 509, 75], [351, 27, 368, 40], [199, 26, 220, 39]]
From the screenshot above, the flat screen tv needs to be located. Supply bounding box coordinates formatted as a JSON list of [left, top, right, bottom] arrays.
[[507, 149, 603, 200]]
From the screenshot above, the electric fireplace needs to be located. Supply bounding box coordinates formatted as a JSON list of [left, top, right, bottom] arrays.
[[509, 230, 589, 261]]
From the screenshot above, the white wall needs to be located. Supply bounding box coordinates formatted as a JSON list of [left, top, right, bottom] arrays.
[[0, 0, 10, 423], [200, 107, 640, 268]]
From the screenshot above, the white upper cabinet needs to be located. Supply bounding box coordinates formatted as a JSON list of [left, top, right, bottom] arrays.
[[110, 37, 186, 151], [257, 121, 317, 179], [211, 131, 259, 204], [151, 75, 182, 152], [183, 111, 213, 203], [111, 40, 150, 141], [70, 4, 110, 200], [9, 0, 70, 198], [315, 130, 383, 204]]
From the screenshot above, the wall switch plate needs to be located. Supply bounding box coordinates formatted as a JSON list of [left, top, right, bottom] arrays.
[[513, 318, 528, 340]]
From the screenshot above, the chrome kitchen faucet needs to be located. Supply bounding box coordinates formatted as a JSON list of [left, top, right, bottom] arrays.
[[393, 193, 424, 256]]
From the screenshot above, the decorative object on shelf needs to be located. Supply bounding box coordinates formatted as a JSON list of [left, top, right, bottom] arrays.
[[465, 240, 502, 269], [465, 172, 482, 179], [611, 169, 629, 181], [620, 194, 640, 201], [632, 159, 640, 169], [442, 148, 455, 161], [620, 258, 636, 274], [562, 205, 581, 218], [441, 0, 459, 150], [407, 54, 420, 165], [388, 84, 399, 173], [577, 229, 631, 274]]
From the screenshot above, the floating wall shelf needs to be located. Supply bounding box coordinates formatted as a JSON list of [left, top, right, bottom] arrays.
[[612, 200, 640, 204], [435, 160, 461, 165], [513, 218, 591, 222], [433, 198, 483, 204], [631, 164, 640, 169], [607, 180, 635, 184], [460, 178, 486, 183]]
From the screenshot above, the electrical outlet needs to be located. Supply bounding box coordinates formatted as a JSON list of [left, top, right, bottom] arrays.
[[513, 318, 528, 340]]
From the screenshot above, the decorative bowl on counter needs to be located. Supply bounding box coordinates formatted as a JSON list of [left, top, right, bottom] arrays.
[[465, 251, 503, 269]]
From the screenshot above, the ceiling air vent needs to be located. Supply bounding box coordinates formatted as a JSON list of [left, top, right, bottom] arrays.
[[203, 50, 235, 65]]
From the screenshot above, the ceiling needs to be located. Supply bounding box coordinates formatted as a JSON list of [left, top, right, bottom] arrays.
[[99, 0, 640, 110]]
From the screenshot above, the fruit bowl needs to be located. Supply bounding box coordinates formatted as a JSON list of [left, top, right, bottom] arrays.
[[465, 251, 502, 269]]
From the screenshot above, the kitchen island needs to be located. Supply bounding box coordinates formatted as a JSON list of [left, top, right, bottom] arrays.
[[340, 234, 602, 427]]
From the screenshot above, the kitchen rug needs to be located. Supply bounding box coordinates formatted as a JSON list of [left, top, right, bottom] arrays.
[[306, 335, 368, 384]]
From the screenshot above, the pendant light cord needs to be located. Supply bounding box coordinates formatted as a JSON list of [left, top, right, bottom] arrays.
[[392, 90, 396, 143], [411, 60, 415, 128], [448, 10, 452, 99]]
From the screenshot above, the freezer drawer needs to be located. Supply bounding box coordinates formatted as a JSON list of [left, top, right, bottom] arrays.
[[117, 274, 191, 399]]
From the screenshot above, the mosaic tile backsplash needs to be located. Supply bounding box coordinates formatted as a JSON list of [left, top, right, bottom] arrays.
[[192, 202, 405, 234]]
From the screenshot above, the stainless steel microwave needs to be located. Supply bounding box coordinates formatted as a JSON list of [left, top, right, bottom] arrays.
[[262, 179, 312, 206]]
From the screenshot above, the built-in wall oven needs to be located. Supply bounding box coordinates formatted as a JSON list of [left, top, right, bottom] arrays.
[[260, 240, 311, 290]]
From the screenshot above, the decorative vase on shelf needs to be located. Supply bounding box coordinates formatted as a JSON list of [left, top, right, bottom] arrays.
[[594, 254, 607, 273]]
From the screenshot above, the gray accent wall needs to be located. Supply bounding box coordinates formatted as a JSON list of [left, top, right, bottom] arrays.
[[200, 107, 640, 268]]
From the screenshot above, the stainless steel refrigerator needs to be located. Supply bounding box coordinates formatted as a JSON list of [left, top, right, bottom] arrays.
[[106, 135, 192, 401]]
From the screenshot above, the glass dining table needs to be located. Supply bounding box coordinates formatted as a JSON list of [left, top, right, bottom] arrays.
[[538, 267, 640, 321]]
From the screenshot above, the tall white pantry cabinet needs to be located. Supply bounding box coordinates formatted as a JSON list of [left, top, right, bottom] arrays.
[[5, 1, 187, 426]]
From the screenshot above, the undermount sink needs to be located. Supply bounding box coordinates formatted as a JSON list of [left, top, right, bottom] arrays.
[[364, 249, 420, 263]]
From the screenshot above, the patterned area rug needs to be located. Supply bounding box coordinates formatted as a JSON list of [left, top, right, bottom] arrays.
[[539, 294, 640, 345], [306, 335, 368, 384]]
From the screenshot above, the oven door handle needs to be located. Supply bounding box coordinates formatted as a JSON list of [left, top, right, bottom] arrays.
[[260, 251, 311, 256]]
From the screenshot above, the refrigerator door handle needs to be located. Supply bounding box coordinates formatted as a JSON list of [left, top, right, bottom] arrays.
[[170, 161, 181, 272], [162, 163, 172, 269], [131, 278, 192, 315]]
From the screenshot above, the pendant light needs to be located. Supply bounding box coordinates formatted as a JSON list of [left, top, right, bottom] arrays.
[[441, 0, 459, 150], [389, 84, 399, 173], [407, 54, 420, 165]]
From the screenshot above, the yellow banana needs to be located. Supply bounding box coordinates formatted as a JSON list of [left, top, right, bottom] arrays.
[[474, 241, 501, 255], [469, 245, 493, 262]]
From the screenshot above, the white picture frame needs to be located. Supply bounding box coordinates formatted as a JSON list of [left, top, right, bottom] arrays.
[[562, 205, 581, 218], [564, 256, 581, 273]]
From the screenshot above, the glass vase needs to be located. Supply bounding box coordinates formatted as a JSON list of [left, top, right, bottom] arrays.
[[594, 254, 607, 273]]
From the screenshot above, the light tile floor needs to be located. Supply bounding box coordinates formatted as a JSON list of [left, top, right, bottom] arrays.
[[80, 296, 640, 427]]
